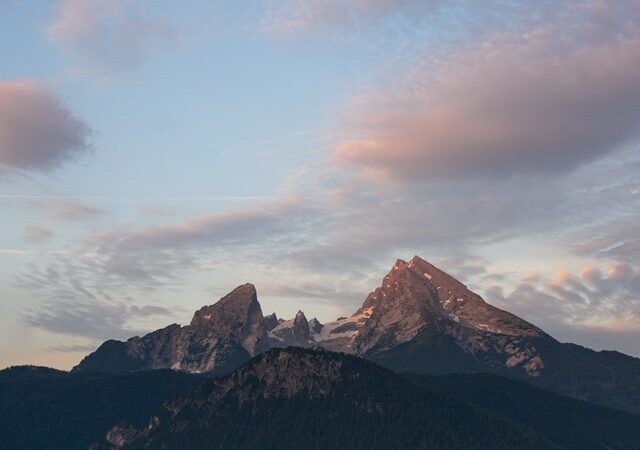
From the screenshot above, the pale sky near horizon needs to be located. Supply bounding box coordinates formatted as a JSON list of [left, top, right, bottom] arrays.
[[1, 0, 639, 369]]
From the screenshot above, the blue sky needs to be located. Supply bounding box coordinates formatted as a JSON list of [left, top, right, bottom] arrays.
[[1, 0, 639, 369]]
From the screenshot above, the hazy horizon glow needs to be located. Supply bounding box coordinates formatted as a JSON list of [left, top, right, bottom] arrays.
[[1, 0, 639, 370]]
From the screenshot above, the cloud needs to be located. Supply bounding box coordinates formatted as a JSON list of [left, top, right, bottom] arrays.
[[47, 344, 97, 353], [36, 199, 107, 221], [10, 0, 640, 357], [13, 197, 318, 341], [96, 197, 308, 252], [485, 261, 640, 356], [140, 206, 175, 218], [15, 197, 314, 299], [23, 225, 55, 245], [261, 0, 445, 36], [77, 197, 315, 286], [47, 0, 175, 74], [287, 173, 569, 277], [0, 80, 91, 174], [260, 280, 363, 304], [24, 297, 172, 341], [332, 4, 640, 179], [16, 257, 175, 340]]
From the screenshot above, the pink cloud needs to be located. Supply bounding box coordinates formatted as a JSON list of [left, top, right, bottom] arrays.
[[47, 0, 175, 74], [0, 80, 90, 173], [331, 6, 640, 179]]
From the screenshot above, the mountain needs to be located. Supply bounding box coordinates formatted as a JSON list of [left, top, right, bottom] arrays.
[[4, 351, 639, 450], [74, 255, 640, 414], [75, 283, 264, 376], [90, 348, 561, 450], [406, 372, 639, 450], [0, 366, 205, 450], [357, 257, 640, 414]]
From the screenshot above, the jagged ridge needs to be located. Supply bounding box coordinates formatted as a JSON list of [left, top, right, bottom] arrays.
[[74, 255, 640, 415]]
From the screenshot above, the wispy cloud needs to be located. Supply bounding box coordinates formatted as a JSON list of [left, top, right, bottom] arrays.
[[23, 297, 173, 341], [23, 225, 55, 245], [261, 0, 446, 36], [47, 0, 177, 75], [16, 256, 176, 341], [35, 198, 107, 221], [90, 196, 310, 255], [47, 344, 97, 353], [0, 249, 33, 256]]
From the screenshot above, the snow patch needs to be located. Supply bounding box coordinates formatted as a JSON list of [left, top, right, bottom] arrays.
[[267, 331, 285, 342], [312, 307, 374, 342], [270, 318, 295, 333]]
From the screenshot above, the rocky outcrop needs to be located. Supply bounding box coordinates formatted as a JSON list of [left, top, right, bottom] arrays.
[[74, 284, 265, 375]]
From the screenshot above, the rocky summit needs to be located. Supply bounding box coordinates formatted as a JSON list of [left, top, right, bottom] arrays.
[[74, 255, 640, 414], [75, 283, 263, 376]]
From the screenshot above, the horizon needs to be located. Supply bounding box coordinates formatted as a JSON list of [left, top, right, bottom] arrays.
[[1, 0, 639, 370]]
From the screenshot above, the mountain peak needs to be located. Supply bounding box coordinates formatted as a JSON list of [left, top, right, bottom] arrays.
[[308, 318, 323, 334], [190, 283, 260, 327], [354, 255, 547, 357], [406, 256, 469, 292], [293, 310, 310, 340], [394, 258, 408, 267]]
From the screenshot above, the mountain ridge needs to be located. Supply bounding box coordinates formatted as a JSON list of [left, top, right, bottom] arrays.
[[4, 355, 640, 450], [73, 255, 640, 414], [90, 347, 562, 450]]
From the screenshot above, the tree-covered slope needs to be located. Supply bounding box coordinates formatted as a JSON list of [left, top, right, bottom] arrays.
[[0, 366, 205, 450]]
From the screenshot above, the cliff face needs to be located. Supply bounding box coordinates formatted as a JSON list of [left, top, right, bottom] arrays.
[[75, 284, 264, 376]]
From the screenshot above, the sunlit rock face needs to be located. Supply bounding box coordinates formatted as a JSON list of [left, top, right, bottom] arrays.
[[74, 256, 640, 415], [354, 256, 548, 377]]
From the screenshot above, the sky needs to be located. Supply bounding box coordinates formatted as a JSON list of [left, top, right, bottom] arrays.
[[0, 0, 639, 369]]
